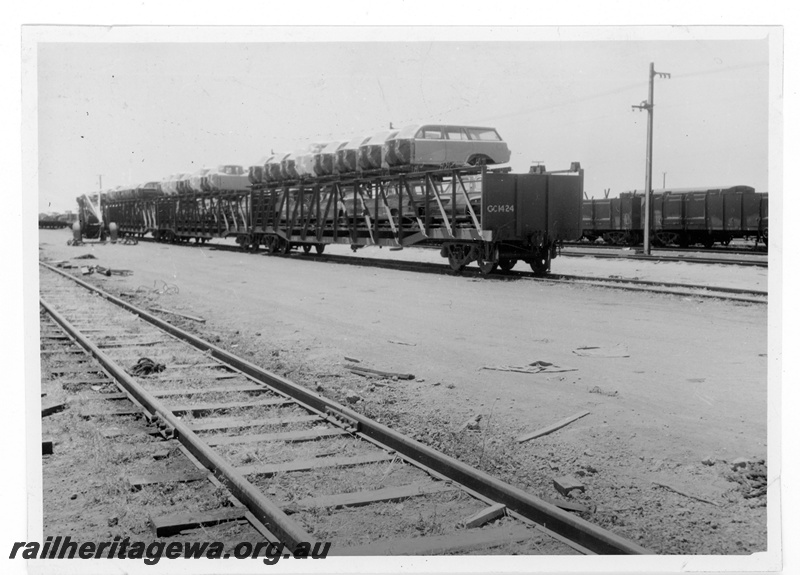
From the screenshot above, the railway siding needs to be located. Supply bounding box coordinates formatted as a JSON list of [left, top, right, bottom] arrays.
[[40, 262, 650, 555]]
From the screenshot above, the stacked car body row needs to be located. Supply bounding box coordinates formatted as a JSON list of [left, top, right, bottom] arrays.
[[250, 124, 512, 185], [581, 185, 768, 247]]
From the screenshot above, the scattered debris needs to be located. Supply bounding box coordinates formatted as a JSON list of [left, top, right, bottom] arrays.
[[457, 414, 482, 433], [589, 386, 618, 397], [553, 476, 585, 497], [731, 457, 749, 471], [135, 281, 179, 296], [344, 356, 361, 363], [517, 410, 591, 443], [347, 365, 414, 380], [573, 344, 630, 358], [701, 456, 716, 466], [652, 481, 719, 506], [101, 427, 125, 439], [388, 340, 417, 347], [130, 357, 166, 376], [461, 503, 506, 528], [107, 516, 119, 527], [152, 448, 171, 461], [343, 389, 362, 404], [481, 361, 577, 375], [149, 307, 206, 323], [73, 253, 97, 260]]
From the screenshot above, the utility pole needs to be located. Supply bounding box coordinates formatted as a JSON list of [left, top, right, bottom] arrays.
[[632, 62, 670, 255], [662, 172, 667, 189]]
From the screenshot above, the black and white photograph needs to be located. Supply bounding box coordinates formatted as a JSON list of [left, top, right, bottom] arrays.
[[6, 5, 795, 574]]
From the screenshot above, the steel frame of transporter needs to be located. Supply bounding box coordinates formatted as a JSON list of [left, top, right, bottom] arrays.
[[74, 164, 585, 276]]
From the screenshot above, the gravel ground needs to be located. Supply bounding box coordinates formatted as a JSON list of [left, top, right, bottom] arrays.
[[35, 229, 771, 561]]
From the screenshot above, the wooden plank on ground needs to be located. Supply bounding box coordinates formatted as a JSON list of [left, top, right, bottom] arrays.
[[47, 369, 104, 377], [237, 452, 393, 477], [41, 400, 68, 417], [127, 470, 208, 490], [516, 410, 591, 443], [150, 507, 246, 537], [39, 349, 85, 355], [155, 373, 241, 382], [168, 397, 292, 416], [335, 525, 533, 556], [290, 482, 456, 512], [97, 340, 172, 348], [60, 378, 113, 388], [81, 407, 143, 418], [189, 414, 322, 432], [96, 386, 267, 402], [204, 428, 347, 447], [153, 385, 266, 397], [346, 366, 415, 380], [462, 503, 506, 528]]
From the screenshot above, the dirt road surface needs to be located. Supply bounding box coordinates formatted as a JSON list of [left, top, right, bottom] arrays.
[[36, 229, 769, 554]]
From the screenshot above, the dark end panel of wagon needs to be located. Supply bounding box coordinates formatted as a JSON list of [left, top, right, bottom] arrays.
[[481, 172, 583, 242]]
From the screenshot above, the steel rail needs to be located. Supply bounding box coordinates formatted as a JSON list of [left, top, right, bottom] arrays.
[[40, 261, 650, 555], [262, 251, 768, 303], [38, 295, 312, 552], [110, 237, 766, 303], [548, 273, 767, 298], [559, 250, 767, 268], [562, 241, 767, 256]]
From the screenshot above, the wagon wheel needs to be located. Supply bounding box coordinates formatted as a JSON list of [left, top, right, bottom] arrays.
[[280, 238, 292, 255], [703, 236, 715, 249], [498, 258, 517, 272], [529, 251, 551, 276], [264, 236, 278, 254], [446, 244, 471, 272], [719, 236, 732, 247], [655, 231, 678, 246], [477, 258, 498, 276], [762, 228, 768, 246], [315, 243, 325, 254], [302, 244, 312, 255]]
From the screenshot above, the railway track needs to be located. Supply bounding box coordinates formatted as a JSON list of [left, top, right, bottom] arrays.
[[559, 246, 767, 268], [39, 261, 650, 556], [108, 236, 766, 304], [230, 247, 766, 304], [61, 235, 767, 303], [562, 241, 767, 256]]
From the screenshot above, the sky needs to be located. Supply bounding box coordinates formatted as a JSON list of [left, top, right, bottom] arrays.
[[34, 28, 771, 213]]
